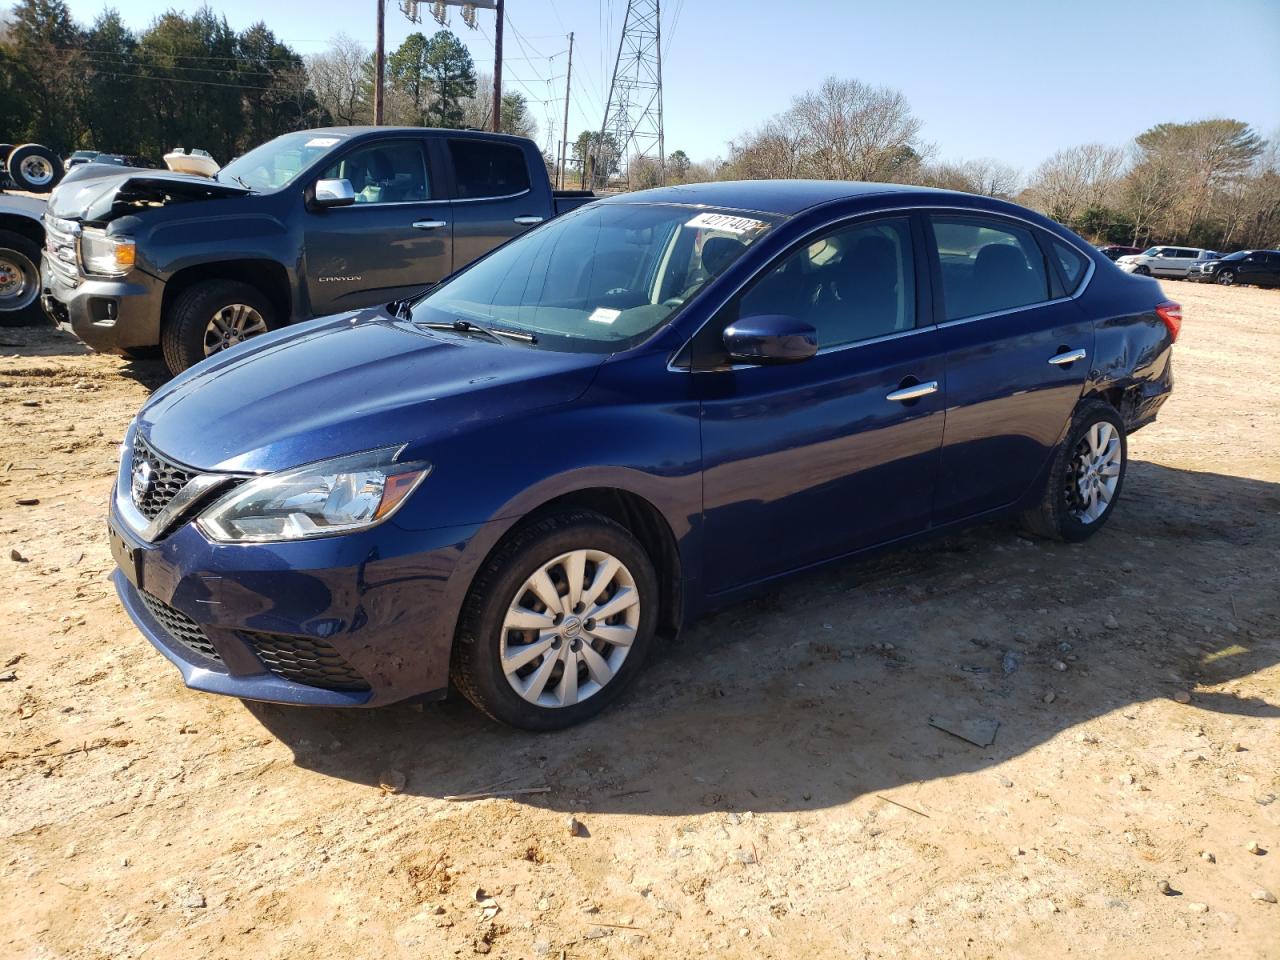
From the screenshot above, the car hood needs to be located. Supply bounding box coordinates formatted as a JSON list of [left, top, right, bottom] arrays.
[[47, 166, 248, 223], [1115, 255, 1139, 264], [139, 310, 607, 473]]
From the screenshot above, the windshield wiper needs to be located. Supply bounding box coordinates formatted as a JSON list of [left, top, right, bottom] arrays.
[[419, 318, 537, 344]]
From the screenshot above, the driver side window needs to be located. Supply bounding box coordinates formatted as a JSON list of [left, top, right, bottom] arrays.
[[737, 217, 916, 349], [321, 141, 430, 205]]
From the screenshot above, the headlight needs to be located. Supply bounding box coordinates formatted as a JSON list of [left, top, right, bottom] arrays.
[[79, 227, 136, 277], [198, 446, 430, 543]]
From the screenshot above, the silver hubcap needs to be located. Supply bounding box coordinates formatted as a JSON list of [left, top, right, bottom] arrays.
[[0, 252, 37, 309], [501, 549, 640, 708], [1068, 421, 1122, 524], [1218, 271, 1234, 285], [18, 155, 54, 186], [203, 304, 268, 356]]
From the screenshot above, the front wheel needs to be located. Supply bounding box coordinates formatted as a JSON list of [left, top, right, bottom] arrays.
[[1216, 269, 1236, 286], [1022, 400, 1127, 542], [1134, 265, 1151, 276], [0, 229, 45, 327], [160, 279, 277, 375], [452, 510, 659, 730]]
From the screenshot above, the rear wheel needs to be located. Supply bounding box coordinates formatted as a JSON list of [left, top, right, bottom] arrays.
[[1216, 269, 1236, 286], [452, 510, 658, 730], [160, 279, 277, 375], [5, 144, 63, 193], [0, 229, 45, 327], [1022, 400, 1127, 542]]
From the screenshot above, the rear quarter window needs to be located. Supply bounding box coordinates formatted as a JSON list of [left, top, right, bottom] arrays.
[[449, 139, 531, 199], [1050, 239, 1089, 293]]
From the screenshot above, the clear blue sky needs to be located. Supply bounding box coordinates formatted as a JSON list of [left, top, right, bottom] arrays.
[[61, 0, 1280, 173]]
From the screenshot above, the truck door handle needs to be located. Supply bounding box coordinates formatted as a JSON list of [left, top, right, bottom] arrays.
[[412, 220, 447, 230], [885, 380, 939, 403], [513, 216, 544, 226], [1048, 348, 1087, 366]]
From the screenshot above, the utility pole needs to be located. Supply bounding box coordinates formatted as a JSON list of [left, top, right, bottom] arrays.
[[491, 0, 504, 132], [373, 0, 386, 124], [595, 0, 665, 188], [558, 31, 574, 189]]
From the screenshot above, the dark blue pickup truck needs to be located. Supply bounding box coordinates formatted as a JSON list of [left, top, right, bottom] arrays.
[[40, 127, 594, 373]]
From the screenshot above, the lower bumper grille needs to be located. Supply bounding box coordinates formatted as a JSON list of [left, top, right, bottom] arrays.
[[240, 632, 371, 692], [139, 591, 222, 663]]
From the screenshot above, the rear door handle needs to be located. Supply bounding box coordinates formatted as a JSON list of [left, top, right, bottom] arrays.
[[513, 216, 544, 226], [1048, 348, 1087, 366], [885, 380, 939, 403], [412, 220, 447, 230]]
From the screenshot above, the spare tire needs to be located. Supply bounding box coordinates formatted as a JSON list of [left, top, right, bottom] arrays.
[[7, 144, 63, 193]]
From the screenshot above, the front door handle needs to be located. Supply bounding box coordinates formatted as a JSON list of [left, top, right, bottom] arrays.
[[513, 216, 544, 226], [412, 219, 447, 230], [885, 380, 939, 403], [1048, 348, 1087, 366]]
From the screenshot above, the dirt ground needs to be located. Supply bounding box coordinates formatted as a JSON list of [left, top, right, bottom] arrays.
[[1, 282, 1277, 960]]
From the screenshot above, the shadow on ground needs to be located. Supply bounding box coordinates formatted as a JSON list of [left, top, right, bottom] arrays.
[[247, 460, 1280, 814]]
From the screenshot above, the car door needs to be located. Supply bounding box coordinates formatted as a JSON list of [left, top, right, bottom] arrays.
[[301, 136, 452, 317], [443, 136, 545, 271], [928, 214, 1095, 524], [1266, 253, 1280, 286], [697, 214, 946, 594]]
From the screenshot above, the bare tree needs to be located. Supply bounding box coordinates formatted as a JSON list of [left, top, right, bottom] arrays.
[[307, 34, 370, 126], [1024, 143, 1125, 223], [916, 157, 1020, 197], [722, 77, 925, 183]]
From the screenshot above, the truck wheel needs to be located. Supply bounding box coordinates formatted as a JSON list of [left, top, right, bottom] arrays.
[[0, 229, 45, 327], [6, 144, 63, 193], [161, 280, 278, 375], [451, 509, 658, 731], [1022, 400, 1127, 543]]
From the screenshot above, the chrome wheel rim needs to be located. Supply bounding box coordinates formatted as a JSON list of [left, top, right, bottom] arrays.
[[1217, 271, 1234, 285], [18, 154, 54, 186], [0, 250, 38, 310], [1067, 421, 1122, 524], [203, 304, 268, 356], [500, 549, 640, 708]]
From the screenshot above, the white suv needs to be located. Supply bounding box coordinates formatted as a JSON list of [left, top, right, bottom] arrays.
[[1116, 246, 1220, 278]]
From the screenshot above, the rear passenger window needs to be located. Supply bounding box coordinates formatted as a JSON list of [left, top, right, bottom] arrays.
[[930, 217, 1050, 321], [1051, 239, 1088, 292], [737, 217, 916, 349], [449, 140, 531, 199]]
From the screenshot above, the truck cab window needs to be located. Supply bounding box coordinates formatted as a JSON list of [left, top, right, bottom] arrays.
[[449, 140, 531, 199], [322, 142, 430, 205]]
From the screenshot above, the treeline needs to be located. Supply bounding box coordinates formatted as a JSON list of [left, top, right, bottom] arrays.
[[709, 77, 1279, 252], [0, 0, 535, 163]]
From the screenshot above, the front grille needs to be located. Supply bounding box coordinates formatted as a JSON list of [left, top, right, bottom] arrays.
[[131, 436, 197, 521], [42, 214, 81, 284], [241, 632, 371, 691], [139, 591, 222, 663]]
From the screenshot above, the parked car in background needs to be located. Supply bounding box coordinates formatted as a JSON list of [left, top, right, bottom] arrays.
[[42, 127, 596, 375], [107, 181, 1178, 729], [1097, 244, 1142, 261], [65, 150, 100, 171], [1115, 245, 1218, 278], [1187, 249, 1280, 287], [0, 192, 47, 325]]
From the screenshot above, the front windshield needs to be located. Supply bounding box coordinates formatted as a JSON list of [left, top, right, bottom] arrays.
[[218, 131, 348, 191], [1222, 250, 1248, 261], [1141, 247, 1159, 256], [411, 203, 779, 352]]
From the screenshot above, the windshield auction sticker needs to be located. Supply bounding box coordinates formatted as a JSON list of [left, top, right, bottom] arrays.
[[685, 212, 768, 235], [588, 307, 622, 324], [305, 137, 342, 148]]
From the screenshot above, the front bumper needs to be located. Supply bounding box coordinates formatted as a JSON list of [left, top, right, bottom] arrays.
[[1184, 269, 1215, 283], [41, 260, 164, 352], [110, 495, 491, 708]]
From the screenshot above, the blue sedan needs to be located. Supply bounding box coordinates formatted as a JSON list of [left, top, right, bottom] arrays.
[[109, 181, 1179, 729]]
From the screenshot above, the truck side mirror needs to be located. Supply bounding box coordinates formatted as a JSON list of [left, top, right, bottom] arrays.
[[313, 178, 355, 208]]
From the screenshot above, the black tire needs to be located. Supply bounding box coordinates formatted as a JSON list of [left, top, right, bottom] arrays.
[[1134, 265, 1151, 276], [0, 229, 46, 327], [160, 279, 277, 376], [1022, 400, 1127, 543], [6, 144, 63, 193], [452, 509, 659, 731], [1216, 269, 1235, 286]]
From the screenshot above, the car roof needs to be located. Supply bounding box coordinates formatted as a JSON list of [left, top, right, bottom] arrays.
[[302, 126, 533, 146], [600, 179, 952, 216]]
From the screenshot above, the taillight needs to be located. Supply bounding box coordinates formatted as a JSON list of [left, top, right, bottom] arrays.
[[1155, 301, 1182, 343]]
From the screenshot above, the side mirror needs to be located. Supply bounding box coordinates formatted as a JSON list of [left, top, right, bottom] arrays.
[[313, 178, 355, 208], [723, 314, 818, 365]]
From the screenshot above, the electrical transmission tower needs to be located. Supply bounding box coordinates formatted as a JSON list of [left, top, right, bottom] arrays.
[[594, 0, 664, 189]]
